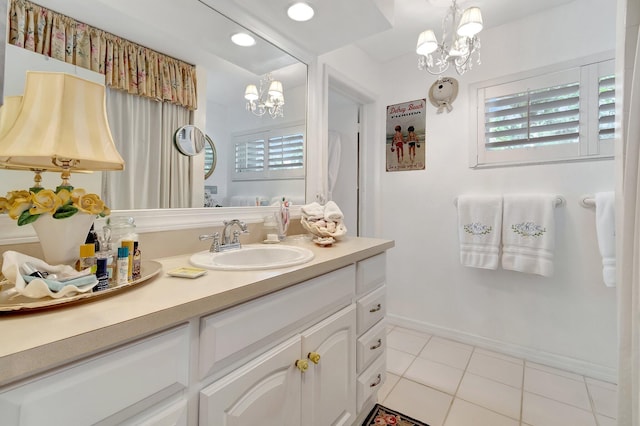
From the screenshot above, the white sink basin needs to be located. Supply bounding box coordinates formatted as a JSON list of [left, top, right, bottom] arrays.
[[190, 244, 315, 271]]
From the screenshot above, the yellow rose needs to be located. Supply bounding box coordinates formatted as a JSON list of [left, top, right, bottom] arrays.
[[76, 193, 106, 215], [57, 188, 72, 205], [29, 189, 63, 215], [8, 196, 32, 219], [7, 190, 30, 204], [70, 188, 86, 203], [0, 197, 9, 213]]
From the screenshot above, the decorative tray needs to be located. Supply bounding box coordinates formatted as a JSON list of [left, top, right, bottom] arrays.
[[0, 260, 163, 312]]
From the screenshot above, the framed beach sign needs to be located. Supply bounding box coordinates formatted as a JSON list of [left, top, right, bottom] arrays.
[[386, 99, 426, 172]]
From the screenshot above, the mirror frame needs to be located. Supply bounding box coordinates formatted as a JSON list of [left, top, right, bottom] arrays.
[[0, 0, 321, 244], [204, 135, 217, 179]]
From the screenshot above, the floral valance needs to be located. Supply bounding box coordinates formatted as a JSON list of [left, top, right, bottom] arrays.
[[8, 0, 198, 110]]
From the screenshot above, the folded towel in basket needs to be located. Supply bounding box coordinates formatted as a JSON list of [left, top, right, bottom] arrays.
[[502, 194, 557, 277], [301, 202, 325, 220], [595, 192, 616, 287], [324, 200, 344, 221], [457, 195, 502, 270]]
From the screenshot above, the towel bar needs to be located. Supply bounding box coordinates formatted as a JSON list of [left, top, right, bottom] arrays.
[[580, 195, 596, 208], [453, 196, 565, 207]]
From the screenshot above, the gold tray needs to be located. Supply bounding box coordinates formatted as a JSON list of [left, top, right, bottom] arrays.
[[0, 260, 163, 312]]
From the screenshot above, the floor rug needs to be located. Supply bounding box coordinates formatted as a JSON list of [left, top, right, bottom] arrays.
[[361, 403, 430, 426]]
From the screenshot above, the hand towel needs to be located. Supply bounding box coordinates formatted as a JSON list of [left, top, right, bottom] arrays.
[[456, 195, 502, 269], [1, 251, 96, 299], [502, 194, 557, 277], [595, 192, 616, 287], [323, 200, 344, 221], [301, 202, 324, 220]]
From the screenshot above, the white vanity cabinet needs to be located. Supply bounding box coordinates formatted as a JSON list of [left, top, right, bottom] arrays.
[[0, 239, 392, 426], [199, 265, 357, 426], [0, 325, 190, 426], [355, 252, 388, 414]]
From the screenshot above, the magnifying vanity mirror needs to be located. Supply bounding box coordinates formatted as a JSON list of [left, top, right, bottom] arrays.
[[0, 0, 308, 212], [174, 125, 206, 157]]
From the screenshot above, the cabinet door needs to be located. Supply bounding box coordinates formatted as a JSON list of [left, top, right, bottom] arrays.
[[301, 305, 357, 426], [199, 336, 302, 426]]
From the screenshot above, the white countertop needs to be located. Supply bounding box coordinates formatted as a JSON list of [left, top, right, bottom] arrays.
[[0, 236, 393, 386]]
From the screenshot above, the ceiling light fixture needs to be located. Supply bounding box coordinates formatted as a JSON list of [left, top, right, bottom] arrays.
[[231, 32, 256, 47], [416, 0, 483, 76], [244, 73, 285, 119], [287, 2, 314, 22]]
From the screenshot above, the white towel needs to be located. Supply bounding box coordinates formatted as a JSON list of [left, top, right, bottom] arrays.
[[301, 202, 325, 220], [456, 195, 502, 270], [595, 192, 616, 287], [502, 194, 557, 277], [324, 200, 344, 221]]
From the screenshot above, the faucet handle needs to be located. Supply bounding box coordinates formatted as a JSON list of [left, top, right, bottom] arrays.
[[231, 230, 241, 244]]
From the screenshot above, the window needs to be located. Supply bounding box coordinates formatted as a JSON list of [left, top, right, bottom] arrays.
[[471, 56, 615, 167], [233, 123, 305, 180]]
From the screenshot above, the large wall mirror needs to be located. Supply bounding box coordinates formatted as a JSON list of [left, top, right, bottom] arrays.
[[0, 0, 308, 213]]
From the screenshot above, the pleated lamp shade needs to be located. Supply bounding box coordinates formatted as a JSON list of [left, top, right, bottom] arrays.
[[0, 72, 124, 176]]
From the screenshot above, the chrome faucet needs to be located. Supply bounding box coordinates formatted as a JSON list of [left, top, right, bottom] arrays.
[[198, 219, 248, 253]]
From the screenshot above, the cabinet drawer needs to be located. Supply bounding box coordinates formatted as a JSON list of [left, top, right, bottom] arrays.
[[357, 351, 386, 413], [199, 265, 355, 379], [356, 253, 386, 296], [0, 325, 189, 426], [356, 285, 386, 335], [357, 319, 386, 373]]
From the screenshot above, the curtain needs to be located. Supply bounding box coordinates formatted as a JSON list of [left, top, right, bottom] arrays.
[[8, 0, 197, 110], [103, 88, 192, 210], [617, 23, 640, 426]]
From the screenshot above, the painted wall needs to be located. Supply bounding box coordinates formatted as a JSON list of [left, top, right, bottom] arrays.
[[323, 0, 618, 379]]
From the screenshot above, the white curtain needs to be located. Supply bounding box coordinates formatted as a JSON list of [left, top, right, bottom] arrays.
[[617, 24, 640, 426], [102, 88, 192, 210]]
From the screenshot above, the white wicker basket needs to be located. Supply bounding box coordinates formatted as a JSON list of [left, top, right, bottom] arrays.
[[301, 217, 348, 240]]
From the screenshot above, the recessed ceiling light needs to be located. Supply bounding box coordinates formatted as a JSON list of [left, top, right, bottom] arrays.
[[287, 2, 314, 22], [231, 32, 256, 47]]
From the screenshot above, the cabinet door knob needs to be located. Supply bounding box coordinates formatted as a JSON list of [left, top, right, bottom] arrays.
[[307, 352, 321, 364], [369, 303, 382, 313], [370, 373, 382, 388], [370, 339, 382, 350], [295, 359, 309, 372]]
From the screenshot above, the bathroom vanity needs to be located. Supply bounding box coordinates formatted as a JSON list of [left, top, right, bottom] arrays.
[[0, 236, 392, 425]]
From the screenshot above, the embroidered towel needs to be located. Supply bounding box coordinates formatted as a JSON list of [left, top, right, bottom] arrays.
[[595, 192, 616, 287], [502, 194, 557, 277], [324, 200, 344, 221], [456, 195, 502, 270]]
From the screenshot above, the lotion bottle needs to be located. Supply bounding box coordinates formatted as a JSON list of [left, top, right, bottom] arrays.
[[116, 246, 129, 285]]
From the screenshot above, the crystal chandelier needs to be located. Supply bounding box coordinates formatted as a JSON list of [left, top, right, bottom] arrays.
[[416, 0, 483, 76], [244, 73, 285, 118]]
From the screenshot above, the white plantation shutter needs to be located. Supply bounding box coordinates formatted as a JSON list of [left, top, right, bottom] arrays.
[[267, 132, 304, 170], [472, 56, 615, 166], [598, 74, 615, 141], [235, 139, 265, 173], [233, 124, 305, 180]]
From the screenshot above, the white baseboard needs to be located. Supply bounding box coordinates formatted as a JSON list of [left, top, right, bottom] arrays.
[[388, 313, 617, 384]]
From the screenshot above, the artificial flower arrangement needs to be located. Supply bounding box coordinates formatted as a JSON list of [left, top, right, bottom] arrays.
[[0, 187, 110, 226]]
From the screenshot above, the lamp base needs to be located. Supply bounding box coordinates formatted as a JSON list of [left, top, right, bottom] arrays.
[[31, 213, 95, 266]]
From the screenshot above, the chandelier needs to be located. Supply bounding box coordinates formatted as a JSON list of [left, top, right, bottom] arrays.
[[244, 73, 285, 118], [416, 0, 483, 76]]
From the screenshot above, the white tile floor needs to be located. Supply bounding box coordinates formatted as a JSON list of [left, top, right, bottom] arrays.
[[378, 325, 618, 426]]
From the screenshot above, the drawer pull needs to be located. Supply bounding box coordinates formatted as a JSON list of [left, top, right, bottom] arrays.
[[295, 359, 309, 373], [370, 374, 382, 388], [370, 339, 382, 350], [369, 304, 382, 313], [307, 352, 321, 364]]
